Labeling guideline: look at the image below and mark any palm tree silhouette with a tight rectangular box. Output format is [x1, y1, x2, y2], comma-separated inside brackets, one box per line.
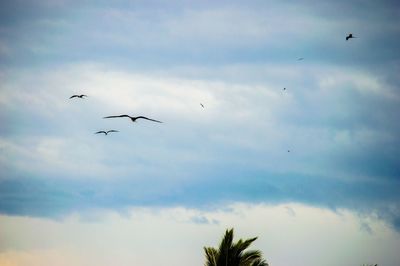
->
[204, 228, 268, 266]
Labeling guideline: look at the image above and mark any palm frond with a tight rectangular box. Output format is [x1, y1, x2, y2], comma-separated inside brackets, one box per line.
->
[204, 247, 218, 266]
[203, 228, 268, 266]
[240, 250, 263, 266]
[250, 258, 269, 266]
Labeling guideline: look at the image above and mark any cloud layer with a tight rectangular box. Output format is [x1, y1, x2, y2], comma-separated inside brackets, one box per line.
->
[1, 63, 399, 229]
[1, 1, 400, 265]
[1, 203, 399, 266]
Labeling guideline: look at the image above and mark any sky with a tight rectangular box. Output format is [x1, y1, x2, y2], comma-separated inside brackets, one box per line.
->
[0, 0, 400, 265]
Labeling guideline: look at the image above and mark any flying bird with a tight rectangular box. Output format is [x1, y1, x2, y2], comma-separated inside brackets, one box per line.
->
[95, 130, 119, 135]
[200, 103, 204, 108]
[70, 94, 87, 99]
[283, 88, 286, 90]
[297, 57, 304, 60]
[103, 115, 162, 123]
[345, 33, 356, 41]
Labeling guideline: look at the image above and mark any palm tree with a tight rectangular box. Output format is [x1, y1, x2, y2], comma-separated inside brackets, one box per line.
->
[204, 228, 269, 266]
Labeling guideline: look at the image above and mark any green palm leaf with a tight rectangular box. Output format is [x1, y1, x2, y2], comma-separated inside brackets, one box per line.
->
[203, 228, 269, 266]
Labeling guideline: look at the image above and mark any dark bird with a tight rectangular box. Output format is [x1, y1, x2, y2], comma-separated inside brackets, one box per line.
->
[200, 103, 204, 108]
[287, 150, 290, 152]
[103, 115, 162, 123]
[345, 33, 356, 41]
[70, 94, 87, 99]
[297, 57, 304, 60]
[95, 130, 119, 135]
[283, 88, 286, 90]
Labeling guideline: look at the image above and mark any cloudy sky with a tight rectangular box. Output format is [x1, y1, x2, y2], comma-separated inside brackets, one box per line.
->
[1, 0, 400, 265]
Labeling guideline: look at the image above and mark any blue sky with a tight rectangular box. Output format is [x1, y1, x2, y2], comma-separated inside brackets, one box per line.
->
[1, 0, 400, 265]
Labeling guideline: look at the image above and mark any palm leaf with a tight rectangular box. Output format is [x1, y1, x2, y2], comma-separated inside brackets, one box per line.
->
[204, 247, 218, 266]
[203, 228, 268, 266]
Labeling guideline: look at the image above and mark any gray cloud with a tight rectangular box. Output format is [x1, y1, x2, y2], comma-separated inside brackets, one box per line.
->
[0, 0, 399, 232]
[1, 0, 399, 69]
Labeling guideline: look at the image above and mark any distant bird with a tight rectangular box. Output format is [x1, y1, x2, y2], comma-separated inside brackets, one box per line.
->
[297, 57, 304, 60]
[287, 150, 290, 152]
[283, 88, 286, 91]
[103, 115, 162, 123]
[70, 94, 87, 99]
[200, 103, 204, 108]
[95, 130, 119, 135]
[345, 33, 356, 41]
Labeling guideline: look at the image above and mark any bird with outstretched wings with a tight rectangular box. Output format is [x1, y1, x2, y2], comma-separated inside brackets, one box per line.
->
[103, 115, 162, 123]
[346, 33, 356, 41]
[95, 130, 119, 135]
[70, 94, 87, 99]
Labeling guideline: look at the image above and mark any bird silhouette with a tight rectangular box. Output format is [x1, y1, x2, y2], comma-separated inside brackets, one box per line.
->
[95, 130, 119, 135]
[297, 57, 304, 60]
[283, 88, 286, 90]
[103, 115, 162, 123]
[345, 33, 356, 41]
[70, 94, 87, 99]
[200, 103, 204, 108]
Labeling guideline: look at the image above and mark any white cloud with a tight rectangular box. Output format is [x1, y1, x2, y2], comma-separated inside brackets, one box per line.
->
[0, 203, 398, 266]
[318, 69, 397, 99]
[1, 62, 398, 181]
[0, 136, 116, 180]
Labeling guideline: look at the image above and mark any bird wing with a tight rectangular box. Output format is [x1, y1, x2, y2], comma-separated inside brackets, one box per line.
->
[107, 130, 119, 133]
[80, 95, 88, 97]
[70, 95, 78, 99]
[95, 131, 106, 134]
[103, 115, 130, 119]
[136, 116, 162, 123]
